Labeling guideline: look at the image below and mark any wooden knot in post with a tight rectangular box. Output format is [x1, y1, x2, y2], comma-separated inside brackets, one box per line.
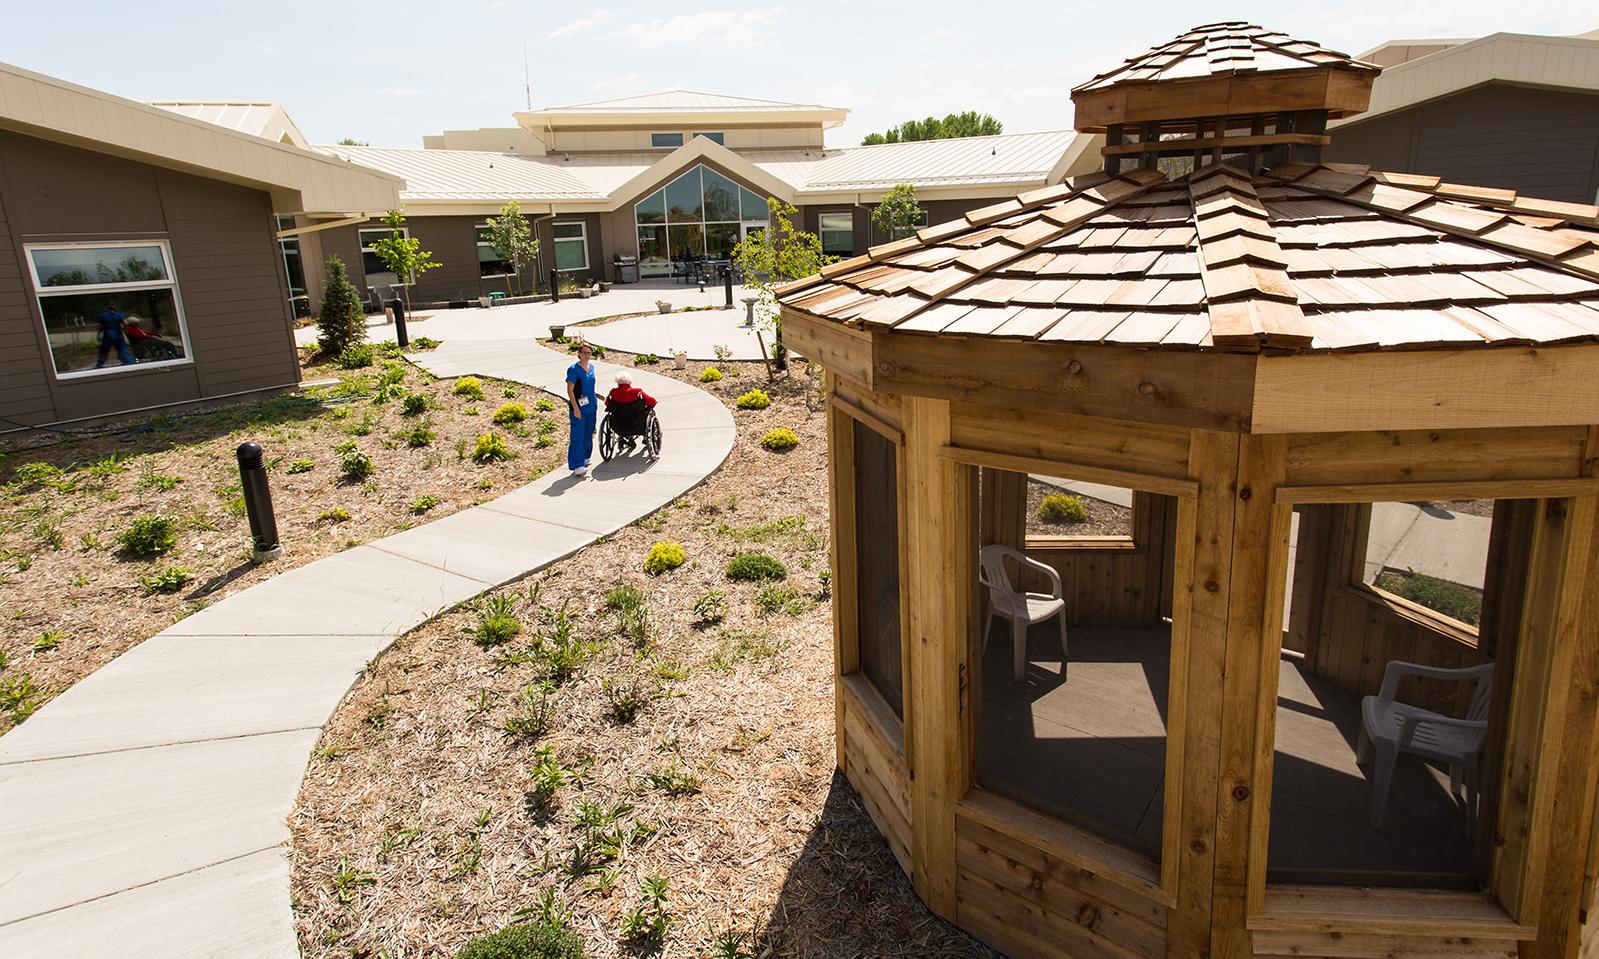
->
[1077, 903, 1101, 929]
[876, 360, 895, 374]
[1066, 359, 1083, 375]
[1232, 783, 1250, 802]
[1239, 486, 1252, 501]
[1189, 838, 1208, 854]
[1136, 381, 1156, 396]
[1204, 580, 1219, 593]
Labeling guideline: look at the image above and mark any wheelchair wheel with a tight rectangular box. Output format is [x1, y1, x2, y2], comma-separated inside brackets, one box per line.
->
[599, 416, 616, 461]
[646, 413, 662, 459]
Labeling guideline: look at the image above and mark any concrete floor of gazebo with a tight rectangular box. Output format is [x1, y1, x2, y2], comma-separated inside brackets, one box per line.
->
[977, 625, 1478, 884]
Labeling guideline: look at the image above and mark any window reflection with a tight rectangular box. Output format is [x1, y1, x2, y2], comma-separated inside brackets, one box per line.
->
[632, 165, 772, 276]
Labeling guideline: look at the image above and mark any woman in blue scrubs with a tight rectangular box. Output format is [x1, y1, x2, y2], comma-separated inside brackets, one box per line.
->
[565, 343, 597, 476]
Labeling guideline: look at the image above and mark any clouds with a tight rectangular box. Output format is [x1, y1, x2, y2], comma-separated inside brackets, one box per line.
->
[548, 8, 782, 49]
[375, 86, 426, 98]
[548, 9, 613, 39]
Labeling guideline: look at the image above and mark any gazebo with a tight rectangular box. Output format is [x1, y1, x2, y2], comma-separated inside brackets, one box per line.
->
[778, 22, 1599, 959]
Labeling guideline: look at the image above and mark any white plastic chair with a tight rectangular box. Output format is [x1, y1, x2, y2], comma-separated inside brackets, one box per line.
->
[978, 544, 1068, 682]
[1356, 661, 1494, 828]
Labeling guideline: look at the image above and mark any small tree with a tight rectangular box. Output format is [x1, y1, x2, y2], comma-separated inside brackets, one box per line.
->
[731, 198, 832, 372]
[315, 255, 365, 357]
[871, 182, 924, 243]
[483, 200, 540, 296]
[368, 209, 441, 314]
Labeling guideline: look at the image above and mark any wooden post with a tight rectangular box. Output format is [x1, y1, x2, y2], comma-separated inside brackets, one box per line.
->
[902, 396, 972, 920]
[827, 384, 859, 774]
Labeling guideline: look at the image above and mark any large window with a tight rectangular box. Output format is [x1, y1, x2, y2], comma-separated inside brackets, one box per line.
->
[276, 217, 309, 318]
[819, 211, 854, 256]
[475, 225, 513, 278]
[552, 222, 588, 272]
[632, 165, 771, 277]
[359, 227, 406, 289]
[651, 132, 684, 148]
[26, 241, 190, 378]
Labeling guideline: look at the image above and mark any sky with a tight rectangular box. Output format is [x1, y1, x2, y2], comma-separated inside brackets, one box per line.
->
[1, 1, 1592, 149]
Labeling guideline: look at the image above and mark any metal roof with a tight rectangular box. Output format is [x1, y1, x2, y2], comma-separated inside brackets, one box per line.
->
[539, 90, 841, 113]
[777, 161, 1599, 355]
[317, 146, 604, 201]
[147, 100, 309, 148]
[799, 132, 1081, 191]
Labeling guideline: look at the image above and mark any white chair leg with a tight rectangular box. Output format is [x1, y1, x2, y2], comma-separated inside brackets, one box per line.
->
[1056, 611, 1069, 680]
[1368, 738, 1399, 828]
[1011, 615, 1027, 683]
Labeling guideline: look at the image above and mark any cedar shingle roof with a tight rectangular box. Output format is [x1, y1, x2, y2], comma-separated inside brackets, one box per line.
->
[775, 162, 1599, 354]
[1073, 21, 1379, 93]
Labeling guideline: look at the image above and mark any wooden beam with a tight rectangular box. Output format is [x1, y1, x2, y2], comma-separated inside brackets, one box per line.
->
[830, 394, 904, 445]
[1275, 477, 1599, 505]
[1283, 425, 1591, 489]
[1252, 886, 1533, 939]
[940, 445, 1200, 499]
[1252, 347, 1599, 434]
[827, 390, 859, 775]
[902, 396, 972, 920]
[1072, 69, 1372, 131]
[782, 308, 876, 389]
[1103, 132, 1329, 156]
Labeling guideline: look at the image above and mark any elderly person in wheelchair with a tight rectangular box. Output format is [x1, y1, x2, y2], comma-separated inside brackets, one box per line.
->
[600, 372, 662, 460]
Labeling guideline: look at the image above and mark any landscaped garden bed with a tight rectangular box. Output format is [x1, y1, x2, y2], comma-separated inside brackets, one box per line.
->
[290, 356, 996, 958]
[0, 343, 564, 734]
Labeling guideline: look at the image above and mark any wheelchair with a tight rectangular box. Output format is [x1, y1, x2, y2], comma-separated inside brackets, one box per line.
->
[599, 397, 662, 461]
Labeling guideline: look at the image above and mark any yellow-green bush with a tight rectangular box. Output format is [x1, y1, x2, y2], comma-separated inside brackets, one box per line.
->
[452, 376, 484, 400]
[759, 427, 799, 452]
[643, 540, 686, 575]
[735, 388, 770, 410]
[491, 402, 527, 425]
[1038, 493, 1088, 524]
[699, 367, 723, 383]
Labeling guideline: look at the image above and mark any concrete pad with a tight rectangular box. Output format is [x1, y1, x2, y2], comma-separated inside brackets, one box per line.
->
[1033, 477, 1136, 508]
[1383, 507, 1491, 589]
[0, 847, 297, 959]
[163, 545, 486, 636]
[0, 634, 386, 763]
[0, 728, 318, 925]
[370, 508, 597, 585]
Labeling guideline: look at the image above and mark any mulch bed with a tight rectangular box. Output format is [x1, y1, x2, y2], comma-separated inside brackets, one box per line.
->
[290, 355, 998, 959]
[0, 344, 563, 734]
[1025, 478, 1135, 538]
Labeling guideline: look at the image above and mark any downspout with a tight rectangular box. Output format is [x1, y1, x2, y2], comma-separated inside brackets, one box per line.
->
[531, 205, 556, 295]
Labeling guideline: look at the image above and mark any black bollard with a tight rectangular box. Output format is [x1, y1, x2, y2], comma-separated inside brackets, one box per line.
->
[389, 297, 409, 349]
[236, 442, 282, 562]
[723, 266, 733, 308]
[549, 269, 560, 303]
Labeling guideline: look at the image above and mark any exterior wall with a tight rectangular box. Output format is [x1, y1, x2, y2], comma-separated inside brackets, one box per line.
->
[798, 196, 1021, 258]
[421, 127, 544, 154]
[0, 129, 297, 427]
[1327, 83, 1599, 204]
[546, 124, 824, 154]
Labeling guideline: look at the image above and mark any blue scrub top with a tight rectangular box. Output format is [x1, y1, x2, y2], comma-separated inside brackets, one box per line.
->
[566, 361, 596, 412]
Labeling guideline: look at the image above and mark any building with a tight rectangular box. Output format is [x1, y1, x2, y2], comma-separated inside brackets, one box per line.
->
[1325, 28, 1599, 203]
[0, 63, 399, 430]
[300, 91, 1101, 307]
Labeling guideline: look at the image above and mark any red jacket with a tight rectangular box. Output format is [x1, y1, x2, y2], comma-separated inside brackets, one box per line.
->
[607, 384, 656, 408]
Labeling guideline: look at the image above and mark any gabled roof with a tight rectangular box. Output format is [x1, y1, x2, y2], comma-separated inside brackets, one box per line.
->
[316, 146, 605, 201]
[776, 162, 1599, 355]
[147, 100, 309, 148]
[1331, 31, 1599, 129]
[1074, 22, 1378, 93]
[540, 90, 840, 113]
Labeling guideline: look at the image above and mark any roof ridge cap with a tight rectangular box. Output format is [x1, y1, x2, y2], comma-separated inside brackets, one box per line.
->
[1189, 167, 1312, 351]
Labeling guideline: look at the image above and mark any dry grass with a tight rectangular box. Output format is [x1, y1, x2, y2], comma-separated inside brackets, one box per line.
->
[290, 358, 996, 959]
[0, 344, 563, 734]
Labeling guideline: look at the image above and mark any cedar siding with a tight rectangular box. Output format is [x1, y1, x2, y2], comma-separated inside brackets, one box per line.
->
[0, 129, 297, 427]
[1327, 83, 1599, 204]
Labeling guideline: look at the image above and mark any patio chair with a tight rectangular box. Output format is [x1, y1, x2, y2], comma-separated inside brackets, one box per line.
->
[977, 544, 1068, 683]
[1356, 661, 1494, 828]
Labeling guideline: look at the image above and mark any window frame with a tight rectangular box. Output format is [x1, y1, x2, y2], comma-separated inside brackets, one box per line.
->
[24, 239, 194, 381]
[818, 210, 855, 256]
[358, 226, 412, 288]
[552, 221, 589, 272]
[473, 223, 516, 279]
[693, 131, 725, 145]
[650, 132, 685, 148]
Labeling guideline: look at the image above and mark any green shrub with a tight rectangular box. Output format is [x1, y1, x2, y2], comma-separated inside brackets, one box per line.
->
[286, 459, 315, 474]
[116, 514, 177, 559]
[534, 397, 555, 412]
[643, 540, 686, 575]
[756, 584, 810, 616]
[735, 389, 770, 410]
[400, 420, 437, 448]
[135, 471, 184, 492]
[454, 921, 585, 959]
[401, 393, 429, 416]
[319, 507, 351, 523]
[408, 336, 441, 351]
[335, 441, 374, 481]
[1374, 570, 1483, 626]
[410, 494, 440, 515]
[633, 353, 660, 366]
[691, 590, 726, 627]
[726, 552, 786, 582]
[7, 461, 65, 492]
[33, 631, 63, 652]
[1038, 493, 1088, 524]
[453, 376, 485, 400]
[759, 427, 798, 452]
[315, 255, 365, 358]
[473, 595, 522, 646]
[472, 432, 516, 464]
[699, 367, 723, 383]
[140, 567, 192, 594]
[492, 402, 528, 425]
[604, 585, 645, 614]
[504, 683, 554, 738]
[336, 342, 375, 369]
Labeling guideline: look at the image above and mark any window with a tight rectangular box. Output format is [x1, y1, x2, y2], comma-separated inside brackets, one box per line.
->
[359, 227, 407, 289]
[819, 211, 854, 256]
[854, 421, 904, 717]
[632, 165, 772, 276]
[26, 241, 190, 378]
[552, 222, 588, 272]
[651, 132, 684, 148]
[887, 209, 929, 241]
[693, 132, 725, 145]
[276, 217, 309, 319]
[475, 225, 513, 278]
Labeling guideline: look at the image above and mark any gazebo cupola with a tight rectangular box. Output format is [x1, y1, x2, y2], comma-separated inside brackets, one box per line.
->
[779, 19, 1599, 959]
[1072, 22, 1381, 176]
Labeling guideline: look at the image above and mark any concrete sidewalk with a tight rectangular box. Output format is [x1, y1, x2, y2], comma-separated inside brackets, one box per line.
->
[0, 339, 735, 957]
[575, 307, 772, 360]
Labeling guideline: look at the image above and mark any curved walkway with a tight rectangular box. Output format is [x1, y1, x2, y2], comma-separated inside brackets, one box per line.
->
[0, 339, 734, 957]
[575, 307, 771, 360]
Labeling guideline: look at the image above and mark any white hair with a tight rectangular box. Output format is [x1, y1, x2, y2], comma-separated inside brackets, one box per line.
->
[614, 371, 632, 386]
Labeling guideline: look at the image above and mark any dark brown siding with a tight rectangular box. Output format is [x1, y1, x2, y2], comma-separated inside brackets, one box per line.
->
[315, 214, 554, 306]
[0, 130, 296, 427]
[1327, 83, 1599, 204]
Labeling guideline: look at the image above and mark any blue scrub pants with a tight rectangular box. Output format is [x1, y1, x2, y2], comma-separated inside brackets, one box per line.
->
[568, 402, 596, 470]
[97, 330, 135, 367]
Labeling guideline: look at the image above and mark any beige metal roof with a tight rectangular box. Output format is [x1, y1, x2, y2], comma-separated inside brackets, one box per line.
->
[799, 132, 1084, 192]
[147, 100, 309, 148]
[1331, 31, 1599, 130]
[0, 60, 399, 215]
[317, 146, 605, 201]
[539, 90, 840, 113]
[516, 89, 848, 131]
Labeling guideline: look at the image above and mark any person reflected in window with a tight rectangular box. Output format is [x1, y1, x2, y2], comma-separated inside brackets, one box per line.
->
[95, 301, 136, 367]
